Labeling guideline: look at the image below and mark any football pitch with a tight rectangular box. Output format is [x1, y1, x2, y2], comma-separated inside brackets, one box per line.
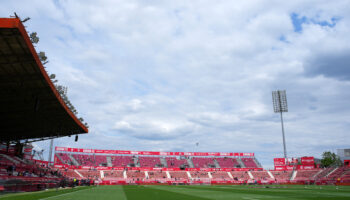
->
[1, 185, 350, 200]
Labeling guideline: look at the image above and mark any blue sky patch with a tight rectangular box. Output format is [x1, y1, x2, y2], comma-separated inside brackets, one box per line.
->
[290, 13, 308, 32]
[312, 16, 339, 28]
[290, 13, 340, 33]
[279, 35, 288, 43]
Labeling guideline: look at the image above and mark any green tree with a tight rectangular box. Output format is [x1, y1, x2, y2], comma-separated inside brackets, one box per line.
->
[321, 151, 342, 167]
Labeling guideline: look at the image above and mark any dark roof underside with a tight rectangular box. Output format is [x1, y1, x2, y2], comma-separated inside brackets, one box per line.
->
[0, 18, 88, 141]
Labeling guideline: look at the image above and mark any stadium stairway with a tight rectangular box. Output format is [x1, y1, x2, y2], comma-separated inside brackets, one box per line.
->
[208, 172, 213, 178]
[324, 167, 345, 180]
[166, 171, 171, 178]
[312, 169, 324, 179]
[12, 156, 28, 164]
[267, 171, 275, 179]
[123, 171, 127, 179]
[187, 158, 194, 168]
[0, 154, 20, 165]
[253, 157, 263, 168]
[100, 170, 104, 179]
[186, 171, 192, 178]
[291, 170, 297, 181]
[160, 157, 168, 167]
[314, 167, 335, 180]
[74, 169, 83, 178]
[68, 154, 80, 166]
[134, 156, 139, 167]
[325, 167, 339, 179]
[237, 158, 246, 168]
[213, 159, 221, 168]
[227, 172, 233, 179]
[289, 170, 295, 180]
[106, 156, 112, 167]
[55, 153, 64, 164]
[247, 171, 254, 179]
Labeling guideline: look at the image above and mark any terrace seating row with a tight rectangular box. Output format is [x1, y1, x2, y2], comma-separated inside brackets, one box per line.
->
[56, 153, 73, 165]
[250, 171, 272, 181]
[169, 171, 188, 179]
[210, 171, 230, 179]
[294, 169, 320, 181]
[147, 171, 167, 179]
[77, 170, 100, 179]
[72, 154, 107, 166]
[340, 168, 350, 180]
[104, 170, 124, 179]
[241, 158, 258, 168]
[166, 157, 188, 168]
[127, 170, 146, 179]
[230, 171, 251, 181]
[192, 157, 215, 168]
[314, 167, 335, 180]
[56, 153, 262, 169]
[111, 156, 133, 167]
[215, 157, 239, 168]
[58, 153, 133, 167]
[62, 167, 350, 182]
[0, 154, 62, 179]
[270, 171, 292, 181]
[63, 170, 81, 179]
[0, 153, 64, 193]
[190, 171, 210, 179]
[326, 166, 349, 180]
[138, 157, 162, 167]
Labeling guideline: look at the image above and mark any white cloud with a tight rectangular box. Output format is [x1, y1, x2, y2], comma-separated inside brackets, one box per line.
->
[2, 0, 350, 168]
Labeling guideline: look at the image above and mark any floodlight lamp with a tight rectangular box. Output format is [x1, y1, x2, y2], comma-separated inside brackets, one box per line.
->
[272, 90, 288, 113]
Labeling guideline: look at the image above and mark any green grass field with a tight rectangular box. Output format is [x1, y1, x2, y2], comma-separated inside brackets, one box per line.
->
[1, 185, 350, 200]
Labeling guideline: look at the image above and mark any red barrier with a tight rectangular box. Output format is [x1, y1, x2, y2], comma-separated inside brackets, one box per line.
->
[274, 166, 294, 171]
[296, 165, 314, 170]
[274, 165, 315, 171]
[54, 164, 263, 171]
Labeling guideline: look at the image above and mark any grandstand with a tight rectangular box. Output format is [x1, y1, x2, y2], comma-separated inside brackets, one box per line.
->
[0, 17, 88, 192]
[53, 147, 260, 170]
[51, 146, 350, 185]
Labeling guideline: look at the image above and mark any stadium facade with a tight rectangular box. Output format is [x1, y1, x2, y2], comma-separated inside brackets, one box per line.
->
[53, 147, 350, 186]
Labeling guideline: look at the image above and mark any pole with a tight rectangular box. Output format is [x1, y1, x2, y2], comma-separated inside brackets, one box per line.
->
[280, 111, 287, 159]
[48, 139, 53, 165]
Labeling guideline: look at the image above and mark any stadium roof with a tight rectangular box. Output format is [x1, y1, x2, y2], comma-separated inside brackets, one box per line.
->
[0, 18, 88, 142]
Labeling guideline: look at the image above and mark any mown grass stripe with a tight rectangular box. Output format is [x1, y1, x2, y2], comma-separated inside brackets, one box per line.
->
[0, 186, 91, 200]
[177, 185, 350, 200]
[38, 188, 88, 200]
[150, 185, 281, 200]
[123, 185, 210, 200]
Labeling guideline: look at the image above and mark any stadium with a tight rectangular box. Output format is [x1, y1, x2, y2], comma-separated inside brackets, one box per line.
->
[1, 2, 350, 199]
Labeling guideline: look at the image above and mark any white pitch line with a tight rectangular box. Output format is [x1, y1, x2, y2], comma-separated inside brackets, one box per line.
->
[242, 197, 260, 200]
[39, 188, 91, 200]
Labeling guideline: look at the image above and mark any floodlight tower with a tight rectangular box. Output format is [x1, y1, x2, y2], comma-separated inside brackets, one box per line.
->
[272, 90, 288, 159]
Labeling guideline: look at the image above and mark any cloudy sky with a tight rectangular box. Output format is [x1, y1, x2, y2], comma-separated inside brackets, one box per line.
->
[2, 0, 350, 168]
